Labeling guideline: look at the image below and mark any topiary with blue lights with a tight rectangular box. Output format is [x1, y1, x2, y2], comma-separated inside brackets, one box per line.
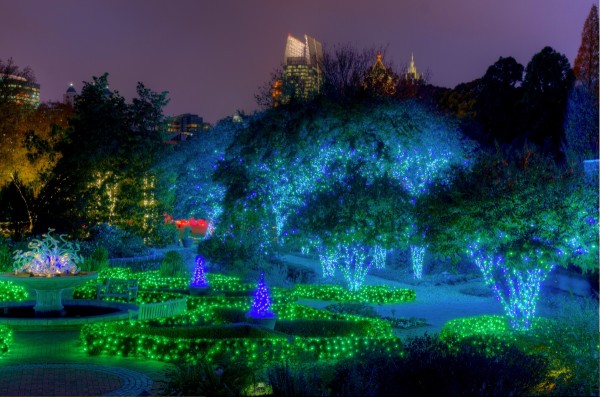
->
[247, 273, 275, 318]
[189, 255, 209, 288]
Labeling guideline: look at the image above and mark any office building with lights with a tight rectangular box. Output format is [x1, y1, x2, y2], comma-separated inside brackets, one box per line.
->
[281, 33, 323, 101]
[0, 74, 40, 107]
[167, 113, 207, 141]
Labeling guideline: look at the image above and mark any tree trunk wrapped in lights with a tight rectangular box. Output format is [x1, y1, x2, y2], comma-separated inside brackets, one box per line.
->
[418, 148, 598, 331]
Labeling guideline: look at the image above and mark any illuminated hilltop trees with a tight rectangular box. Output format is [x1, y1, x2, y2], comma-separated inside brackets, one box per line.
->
[156, 117, 238, 239]
[417, 148, 598, 330]
[216, 99, 474, 290]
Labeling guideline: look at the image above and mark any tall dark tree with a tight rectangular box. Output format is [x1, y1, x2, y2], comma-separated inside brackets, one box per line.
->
[573, 4, 599, 96]
[476, 57, 524, 144]
[35, 74, 170, 238]
[521, 47, 575, 156]
[563, 4, 600, 168]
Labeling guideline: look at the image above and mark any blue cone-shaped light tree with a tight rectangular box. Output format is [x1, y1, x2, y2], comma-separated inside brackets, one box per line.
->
[247, 273, 275, 319]
[190, 255, 209, 288]
[189, 255, 210, 295]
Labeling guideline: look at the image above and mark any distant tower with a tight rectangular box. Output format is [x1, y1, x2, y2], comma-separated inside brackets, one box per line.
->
[403, 53, 423, 83]
[281, 33, 323, 101]
[63, 83, 77, 106]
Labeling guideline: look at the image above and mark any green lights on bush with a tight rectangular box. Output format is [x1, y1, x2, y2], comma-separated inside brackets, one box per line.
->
[0, 281, 29, 302]
[0, 325, 13, 357]
[291, 284, 416, 304]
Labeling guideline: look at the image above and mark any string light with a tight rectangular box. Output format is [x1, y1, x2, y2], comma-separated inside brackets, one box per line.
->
[247, 273, 275, 318]
[189, 255, 209, 288]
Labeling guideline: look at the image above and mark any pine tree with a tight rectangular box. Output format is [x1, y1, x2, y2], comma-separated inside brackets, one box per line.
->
[574, 5, 599, 94]
[248, 273, 274, 318]
[189, 255, 209, 288]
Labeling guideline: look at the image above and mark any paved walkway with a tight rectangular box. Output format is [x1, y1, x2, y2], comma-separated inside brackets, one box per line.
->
[0, 330, 175, 396]
[280, 253, 578, 339]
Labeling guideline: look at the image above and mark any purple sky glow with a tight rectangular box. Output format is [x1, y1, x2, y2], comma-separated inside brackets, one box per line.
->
[0, 0, 592, 123]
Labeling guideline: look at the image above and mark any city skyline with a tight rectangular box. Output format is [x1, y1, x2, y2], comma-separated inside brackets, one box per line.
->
[0, 0, 592, 123]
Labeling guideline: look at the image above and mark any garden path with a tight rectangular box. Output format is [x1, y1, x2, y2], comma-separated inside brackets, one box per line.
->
[280, 254, 565, 340]
[0, 329, 174, 395]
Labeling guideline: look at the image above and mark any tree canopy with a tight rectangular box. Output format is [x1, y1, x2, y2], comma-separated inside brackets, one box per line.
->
[35, 74, 170, 238]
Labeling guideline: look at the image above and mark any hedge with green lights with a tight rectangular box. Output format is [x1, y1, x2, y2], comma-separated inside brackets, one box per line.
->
[439, 315, 582, 362]
[0, 325, 13, 356]
[0, 281, 29, 302]
[291, 284, 416, 304]
[80, 318, 399, 364]
[80, 294, 399, 364]
[439, 314, 600, 394]
[440, 315, 557, 348]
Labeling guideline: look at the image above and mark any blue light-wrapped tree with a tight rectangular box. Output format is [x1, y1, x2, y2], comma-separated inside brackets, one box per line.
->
[417, 148, 598, 330]
[215, 99, 474, 290]
[290, 174, 411, 291]
[155, 117, 238, 239]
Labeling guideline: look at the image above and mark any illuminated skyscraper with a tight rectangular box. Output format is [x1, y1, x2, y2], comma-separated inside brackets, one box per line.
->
[282, 33, 323, 100]
[403, 53, 423, 83]
[167, 113, 206, 141]
[0, 74, 40, 107]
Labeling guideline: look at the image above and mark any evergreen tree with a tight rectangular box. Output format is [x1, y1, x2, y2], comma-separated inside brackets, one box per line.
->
[476, 57, 524, 144]
[521, 47, 574, 156]
[573, 4, 599, 96]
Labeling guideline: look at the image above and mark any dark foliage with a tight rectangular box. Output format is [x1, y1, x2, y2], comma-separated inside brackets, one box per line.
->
[160, 355, 256, 397]
[274, 319, 373, 337]
[329, 334, 549, 397]
[268, 362, 328, 397]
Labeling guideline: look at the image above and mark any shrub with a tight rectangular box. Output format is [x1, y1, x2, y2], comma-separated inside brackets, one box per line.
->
[0, 241, 12, 272]
[145, 220, 179, 248]
[292, 284, 416, 304]
[328, 334, 549, 397]
[80, 246, 109, 272]
[534, 296, 599, 396]
[268, 362, 327, 397]
[88, 223, 149, 258]
[325, 302, 380, 318]
[160, 355, 256, 397]
[329, 350, 396, 397]
[399, 334, 549, 397]
[159, 250, 186, 277]
[275, 319, 373, 337]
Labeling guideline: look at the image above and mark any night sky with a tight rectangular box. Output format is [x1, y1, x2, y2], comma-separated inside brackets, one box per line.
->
[0, 0, 592, 124]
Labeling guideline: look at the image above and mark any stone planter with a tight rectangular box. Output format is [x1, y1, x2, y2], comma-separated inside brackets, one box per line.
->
[244, 313, 277, 330]
[0, 272, 98, 312]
